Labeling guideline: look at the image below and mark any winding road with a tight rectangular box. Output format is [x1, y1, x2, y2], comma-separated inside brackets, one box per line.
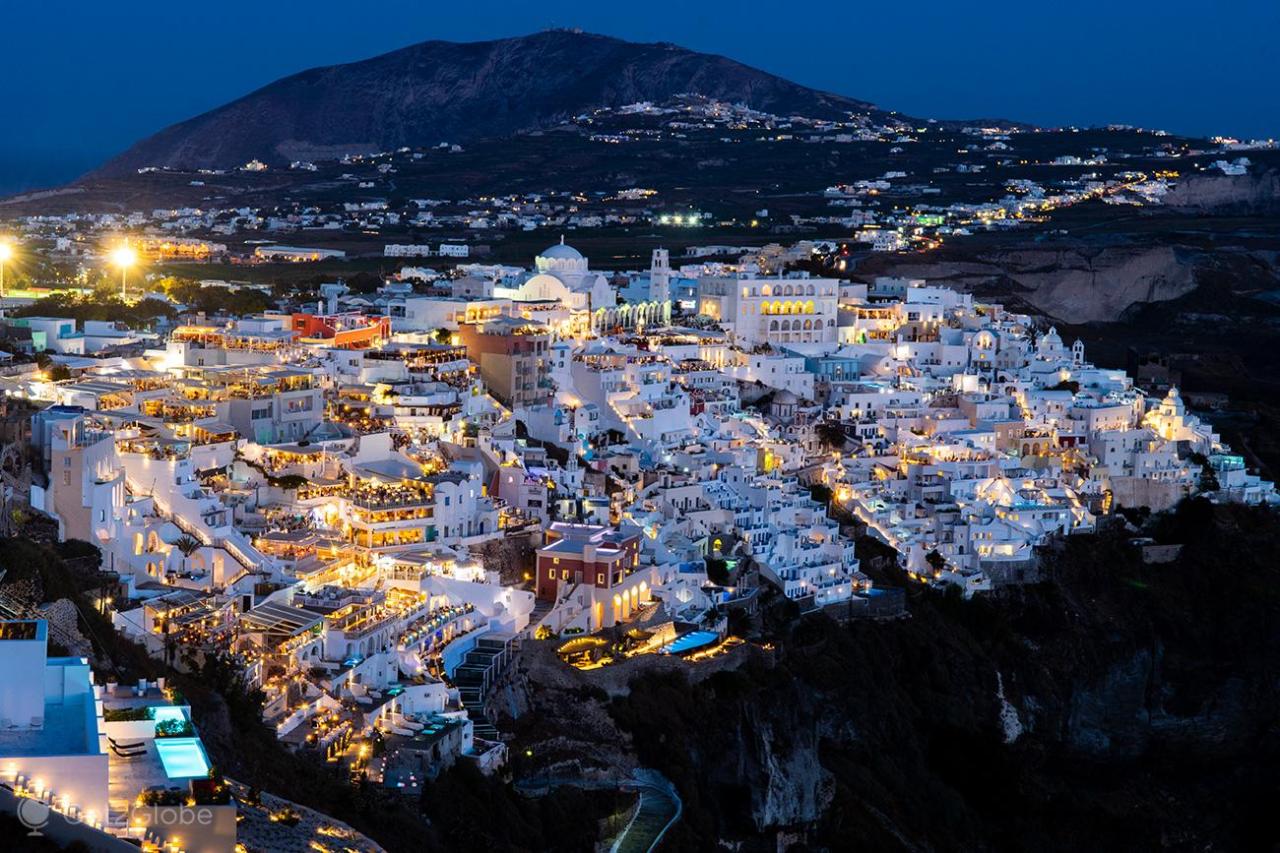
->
[516, 768, 681, 853]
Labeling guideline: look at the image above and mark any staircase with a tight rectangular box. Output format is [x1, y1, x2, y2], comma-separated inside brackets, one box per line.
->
[452, 635, 516, 740]
[528, 597, 555, 633]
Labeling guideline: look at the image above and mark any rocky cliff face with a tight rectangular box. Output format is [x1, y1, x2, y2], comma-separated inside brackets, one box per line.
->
[859, 243, 1200, 323]
[508, 502, 1280, 851]
[94, 30, 881, 176]
[1163, 169, 1280, 214]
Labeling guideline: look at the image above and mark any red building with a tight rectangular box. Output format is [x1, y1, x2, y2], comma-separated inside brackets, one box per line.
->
[535, 522, 642, 602]
[291, 313, 392, 349]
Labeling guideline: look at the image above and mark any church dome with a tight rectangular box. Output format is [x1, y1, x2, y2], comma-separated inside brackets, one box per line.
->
[538, 240, 584, 261]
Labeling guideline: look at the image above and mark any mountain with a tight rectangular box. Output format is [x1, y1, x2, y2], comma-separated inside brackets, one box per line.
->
[93, 30, 886, 177]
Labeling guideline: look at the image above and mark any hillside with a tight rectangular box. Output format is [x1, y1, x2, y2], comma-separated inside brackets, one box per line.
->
[499, 501, 1280, 851]
[93, 30, 887, 176]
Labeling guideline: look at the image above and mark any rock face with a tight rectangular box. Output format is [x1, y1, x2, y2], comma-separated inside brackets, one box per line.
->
[860, 244, 1199, 323]
[94, 30, 880, 176]
[589, 503, 1280, 850]
[1164, 169, 1280, 214]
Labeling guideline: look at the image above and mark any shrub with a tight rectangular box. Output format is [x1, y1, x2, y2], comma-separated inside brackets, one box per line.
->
[155, 718, 195, 738]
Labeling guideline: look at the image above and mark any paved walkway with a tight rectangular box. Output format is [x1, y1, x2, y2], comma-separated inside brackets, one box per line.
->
[516, 768, 681, 853]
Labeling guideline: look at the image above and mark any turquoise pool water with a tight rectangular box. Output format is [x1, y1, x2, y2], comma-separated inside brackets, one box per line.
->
[155, 737, 211, 779]
[149, 706, 187, 726]
[658, 630, 719, 655]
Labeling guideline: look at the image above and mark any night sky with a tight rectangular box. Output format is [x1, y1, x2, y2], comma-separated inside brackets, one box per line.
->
[3, 0, 1276, 193]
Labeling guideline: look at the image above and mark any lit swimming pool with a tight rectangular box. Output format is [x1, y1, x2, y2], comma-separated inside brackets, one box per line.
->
[149, 706, 188, 726]
[658, 630, 719, 655]
[154, 737, 211, 779]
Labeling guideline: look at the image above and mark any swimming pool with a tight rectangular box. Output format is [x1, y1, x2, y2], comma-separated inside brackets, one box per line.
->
[154, 737, 211, 779]
[658, 630, 719, 655]
[149, 706, 188, 726]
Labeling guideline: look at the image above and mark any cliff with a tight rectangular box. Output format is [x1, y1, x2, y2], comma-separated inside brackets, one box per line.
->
[858, 243, 1201, 323]
[506, 501, 1280, 851]
[1163, 169, 1280, 214]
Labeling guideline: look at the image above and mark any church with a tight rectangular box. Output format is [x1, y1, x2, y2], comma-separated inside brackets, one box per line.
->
[498, 239, 671, 336]
[509, 237, 616, 312]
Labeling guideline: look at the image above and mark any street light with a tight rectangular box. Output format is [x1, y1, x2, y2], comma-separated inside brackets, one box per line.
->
[110, 244, 137, 299]
[0, 240, 12, 299]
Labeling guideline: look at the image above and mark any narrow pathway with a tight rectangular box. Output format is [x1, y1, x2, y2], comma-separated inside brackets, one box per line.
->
[612, 770, 681, 853]
[516, 768, 681, 853]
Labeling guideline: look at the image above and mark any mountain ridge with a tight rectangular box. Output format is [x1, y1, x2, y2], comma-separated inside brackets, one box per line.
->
[93, 29, 899, 177]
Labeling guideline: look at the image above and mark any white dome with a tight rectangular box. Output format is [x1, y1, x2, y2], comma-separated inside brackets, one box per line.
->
[539, 239, 583, 261]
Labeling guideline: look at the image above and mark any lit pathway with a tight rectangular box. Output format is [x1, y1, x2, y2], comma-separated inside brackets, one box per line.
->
[516, 768, 681, 853]
[612, 769, 681, 853]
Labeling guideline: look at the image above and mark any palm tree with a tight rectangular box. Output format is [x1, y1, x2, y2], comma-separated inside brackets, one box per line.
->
[173, 535, 201, 576]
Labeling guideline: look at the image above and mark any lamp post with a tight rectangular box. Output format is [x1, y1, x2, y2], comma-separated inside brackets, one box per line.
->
[110, 244, 137, 299]
[0, 241, 12, 299]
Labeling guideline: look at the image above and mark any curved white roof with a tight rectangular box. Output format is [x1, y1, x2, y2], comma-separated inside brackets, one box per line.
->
[539, 237, 584, 261]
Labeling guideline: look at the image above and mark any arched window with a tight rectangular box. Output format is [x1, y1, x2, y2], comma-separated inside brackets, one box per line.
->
[806, 284, 815, 296]
[804, 300, 815, 314]
[803, 319, 813, 330]
[769, 320, 779, 330]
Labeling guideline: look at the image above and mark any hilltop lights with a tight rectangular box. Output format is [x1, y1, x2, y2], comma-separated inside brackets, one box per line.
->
[110, 243, 138, 299]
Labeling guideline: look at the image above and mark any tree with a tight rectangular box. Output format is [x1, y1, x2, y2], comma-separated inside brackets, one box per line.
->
[1198, 463, 1220, 494]
[173, 535, 201, 575]
[816, 421, 848, 452]
[345, 272, 384, 295]
[12, 293, 175, 329]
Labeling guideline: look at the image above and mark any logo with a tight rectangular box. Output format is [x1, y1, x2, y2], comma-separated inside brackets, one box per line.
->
[17, 798, 51, 836]
[134, 805, 215, 827]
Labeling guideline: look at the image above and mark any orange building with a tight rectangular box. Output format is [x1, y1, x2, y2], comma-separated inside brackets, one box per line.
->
[291, 313, 392, 349]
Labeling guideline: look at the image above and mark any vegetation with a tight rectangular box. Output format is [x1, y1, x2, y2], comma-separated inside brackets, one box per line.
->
[172, 534, 201, 569]
[704, 555, 733, 586]
[163, 279, 275, 315]
[808, 482, 833, 505]
[140, 787, 187, 806]
[10, 293, 175, 328]
[0, 537, 161, 679]
[815, 420, 848, 451]
[155, 718, 195, 738]
[102, 706, 151, 722]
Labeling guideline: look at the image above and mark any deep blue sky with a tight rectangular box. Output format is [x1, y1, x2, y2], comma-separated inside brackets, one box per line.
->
[3, 0, 1276, 194]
